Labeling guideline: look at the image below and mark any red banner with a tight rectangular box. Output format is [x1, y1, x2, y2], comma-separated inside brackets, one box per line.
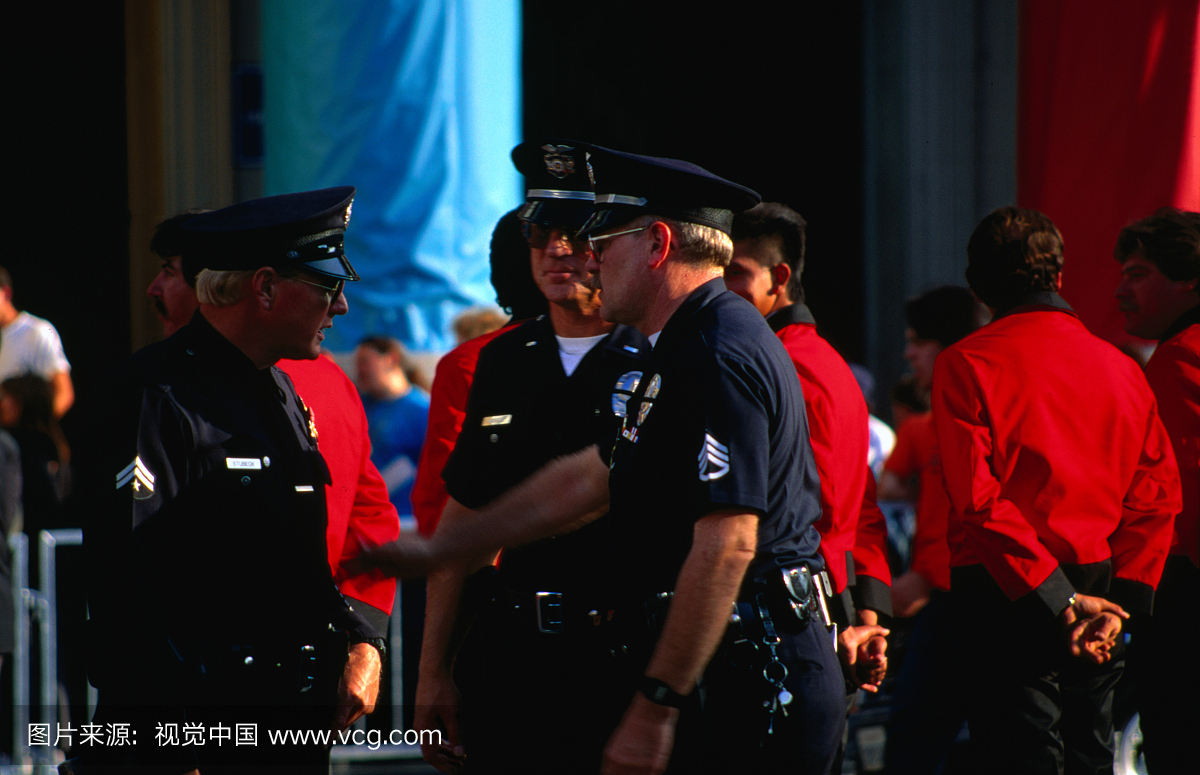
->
[1019, 0, 1200, 344]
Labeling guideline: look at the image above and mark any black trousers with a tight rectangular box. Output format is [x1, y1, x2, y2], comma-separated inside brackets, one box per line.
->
[951, 565, 1122, 775]
[1129, 556, 1199, 775]
[884, 590, 968, 774]
[454, 608, 630, 775]
[671, 616, 845, 775]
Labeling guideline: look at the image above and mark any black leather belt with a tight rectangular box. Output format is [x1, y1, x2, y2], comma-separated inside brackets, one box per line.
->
[494, 588, 610, 636]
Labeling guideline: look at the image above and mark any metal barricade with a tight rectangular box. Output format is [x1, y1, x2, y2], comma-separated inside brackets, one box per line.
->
[7, 528, 83, 770]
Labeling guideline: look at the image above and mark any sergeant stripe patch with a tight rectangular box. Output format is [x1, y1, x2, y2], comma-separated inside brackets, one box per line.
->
[698, 434, 731, 481]
[116, 456, 156, 498]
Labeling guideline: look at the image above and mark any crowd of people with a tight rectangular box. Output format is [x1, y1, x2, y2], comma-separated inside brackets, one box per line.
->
[0, 140, 1194, 775]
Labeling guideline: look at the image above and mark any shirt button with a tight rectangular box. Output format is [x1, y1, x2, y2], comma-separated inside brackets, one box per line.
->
[263, 457, 271, 467]
[241, 476, 251, 485]
[489, 434, 499, 443]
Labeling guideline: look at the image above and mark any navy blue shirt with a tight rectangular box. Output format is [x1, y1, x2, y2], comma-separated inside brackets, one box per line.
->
[605, 278, 824, 595]
[444, 316, 650, 594]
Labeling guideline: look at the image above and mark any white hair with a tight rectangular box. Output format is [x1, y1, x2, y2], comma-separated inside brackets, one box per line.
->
[631, 215, 733, 268]
[195, 269, 254, 306]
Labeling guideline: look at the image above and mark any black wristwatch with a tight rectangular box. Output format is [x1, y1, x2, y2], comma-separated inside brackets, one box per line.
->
[354, 637, 388, 660]
[638, 676, 688, 708]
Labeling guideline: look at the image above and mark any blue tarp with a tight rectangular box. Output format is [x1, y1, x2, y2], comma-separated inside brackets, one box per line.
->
[262, 0, 521, 353]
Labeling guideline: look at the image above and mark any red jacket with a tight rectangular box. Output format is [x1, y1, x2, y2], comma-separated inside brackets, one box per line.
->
[769, 305, 891, 616]
[932, 297, 1180, 616]
[1143, 309, 1199, 567]
[884, 412, 952, 591]
[410, 325, 514, 536]
[281, 355, 400, 619]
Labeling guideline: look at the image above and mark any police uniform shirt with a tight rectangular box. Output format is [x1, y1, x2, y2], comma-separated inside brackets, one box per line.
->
[78, 312, 376, 694]
[441, 316, 650, 592]
[605, 278, 824, 596]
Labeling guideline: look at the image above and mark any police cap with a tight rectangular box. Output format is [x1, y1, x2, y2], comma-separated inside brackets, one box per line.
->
[579, 146, 760, 237]
[181, 186, 360, 282]
[511, 140, 594, 231]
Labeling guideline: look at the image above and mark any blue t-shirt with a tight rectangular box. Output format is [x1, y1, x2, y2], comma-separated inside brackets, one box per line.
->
[361, 389, 430, 515]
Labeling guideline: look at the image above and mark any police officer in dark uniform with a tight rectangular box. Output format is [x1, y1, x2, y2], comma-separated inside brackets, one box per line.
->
[367, 149, 846, 775]
[76, 187, 384, 773]
[416, 140, 649, 774]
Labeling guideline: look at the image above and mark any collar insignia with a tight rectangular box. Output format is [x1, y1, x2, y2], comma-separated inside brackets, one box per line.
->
[299, 396, 318, 441]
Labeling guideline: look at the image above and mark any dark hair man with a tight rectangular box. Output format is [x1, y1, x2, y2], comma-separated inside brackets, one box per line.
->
[1114, 205, 1199, 775]
[933, 206, 1180, 775]
[881, 285, 985, 775]
[369, 147, 845, 774]
[414, 140, 649, 774]
[409, 208, 546, 537]
[147, 209, 210, 336]
[78, 188, 387, 772]
[726, 202, 892, 702]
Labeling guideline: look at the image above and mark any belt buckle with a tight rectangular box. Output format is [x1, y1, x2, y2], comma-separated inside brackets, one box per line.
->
[535, 591, 564, 634]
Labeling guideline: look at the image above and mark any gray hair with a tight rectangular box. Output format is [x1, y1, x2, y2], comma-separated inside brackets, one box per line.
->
[632, 215, 733, 268]
[195, 269, 254, 306]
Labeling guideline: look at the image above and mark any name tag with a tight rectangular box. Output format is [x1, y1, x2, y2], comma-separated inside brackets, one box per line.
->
[295, 485, 315, 493]
[482, 415, 512, 426]
[226, 458, 262, 469]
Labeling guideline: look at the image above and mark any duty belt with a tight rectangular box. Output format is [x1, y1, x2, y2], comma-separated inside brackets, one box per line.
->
[495, 588, 612, 636]
[195, 627, 348, 696]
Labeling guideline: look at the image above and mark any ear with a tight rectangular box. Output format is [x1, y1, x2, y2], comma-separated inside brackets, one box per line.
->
[1055, 273, 1063, 291]
[646, 221, 672, 269]
[769, 263, 791, 296]
[252, 267, 280, 310]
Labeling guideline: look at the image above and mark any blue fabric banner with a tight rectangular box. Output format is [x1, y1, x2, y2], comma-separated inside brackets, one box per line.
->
[262, 0, 521, 352]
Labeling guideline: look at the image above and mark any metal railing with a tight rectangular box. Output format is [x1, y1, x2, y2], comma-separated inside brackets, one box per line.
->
[6, 529, 425, 769]
[8, 528, 84, 769]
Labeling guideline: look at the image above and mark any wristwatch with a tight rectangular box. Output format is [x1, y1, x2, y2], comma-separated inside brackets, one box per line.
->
[638, 676, 688, 708]
[353, 636, 388, 660]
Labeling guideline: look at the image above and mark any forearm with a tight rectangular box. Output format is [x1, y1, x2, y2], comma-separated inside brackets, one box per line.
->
[431, 446, 610, 564]
[419, 501, 496, 677]
[643, 511, 758, 694]
[51, 371, 74, 417]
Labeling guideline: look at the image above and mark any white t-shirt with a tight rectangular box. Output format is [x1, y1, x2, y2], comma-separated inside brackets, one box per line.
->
[0, 311, 71, 381]
[555, 333, 607, 376]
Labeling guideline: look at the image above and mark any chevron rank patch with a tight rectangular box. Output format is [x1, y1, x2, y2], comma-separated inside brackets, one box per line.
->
[116, 456, 156, 500]
[698, 433, 731, 481]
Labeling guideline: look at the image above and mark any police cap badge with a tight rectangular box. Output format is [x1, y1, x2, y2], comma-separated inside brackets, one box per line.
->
[511, 139, 595, 232]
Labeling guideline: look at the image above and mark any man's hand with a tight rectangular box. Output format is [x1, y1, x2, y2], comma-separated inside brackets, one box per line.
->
[837, 624, 890, 692]
[415, 669, 467, 774]
[349, 533, 439, 579]
[1060, 593, 1129, 664]
[332, 642, 382, 731]
[602, 693, 679, 775]
[890, 570, 933, 618]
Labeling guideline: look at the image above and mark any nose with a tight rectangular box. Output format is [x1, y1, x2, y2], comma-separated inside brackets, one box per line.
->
[1114, 279, 1131, 300]
[544, 229, 575, 257]
[331, 287, 350, 316]
[147, 273, 164, 298]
